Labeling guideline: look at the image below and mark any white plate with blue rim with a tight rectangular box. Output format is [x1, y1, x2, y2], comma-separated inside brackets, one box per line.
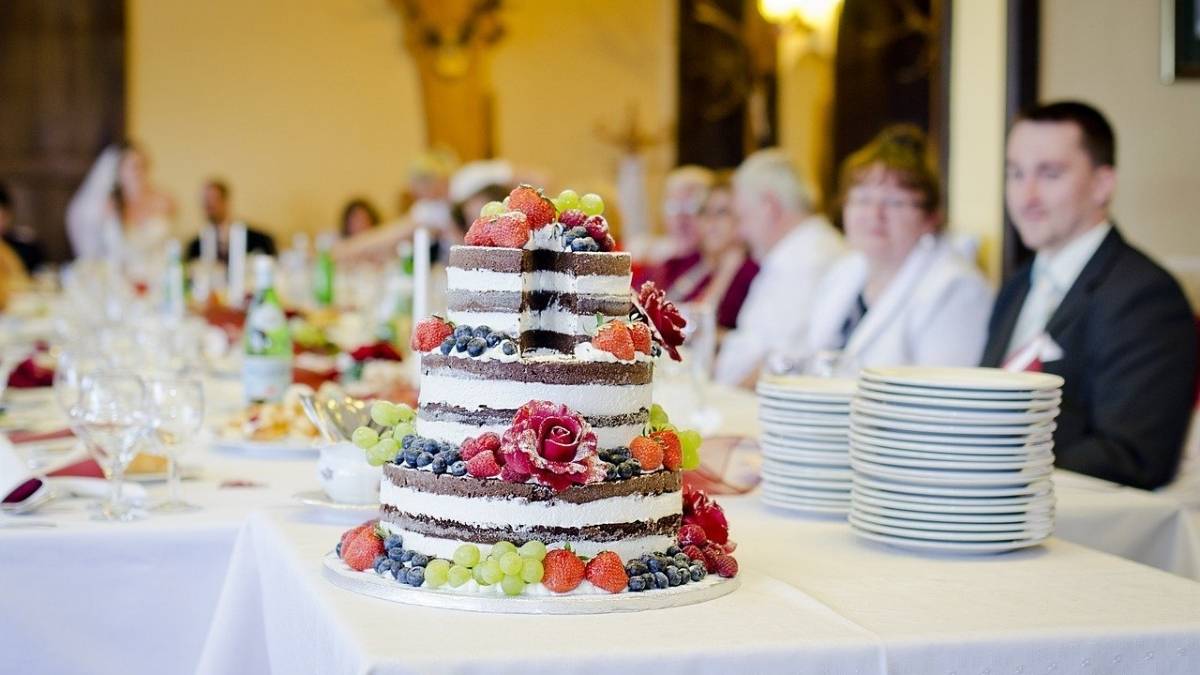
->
[854, 386, 1061, 411]
[849, 446, 1054, 472]
[859, 366, 1064, 393]
[849, 521, 1049, 554]
[849, 419, 1054, 443]
[856, 379, 1061, 402]
[848, 429, 1053, 456]
[851, 496, 1054, 524]
[849, 412, 1056, 437]
[849, 512, 1053, 542]
[850, 455, 1054, 486]
[852, 473, 1053, 498]
[851, 398, 1060, 425]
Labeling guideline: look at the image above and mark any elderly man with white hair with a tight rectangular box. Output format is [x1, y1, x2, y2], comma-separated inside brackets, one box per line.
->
[713, 149, 844, 387]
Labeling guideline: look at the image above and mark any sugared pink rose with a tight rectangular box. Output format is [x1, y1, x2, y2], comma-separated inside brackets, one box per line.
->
[500, 401, 605, 491]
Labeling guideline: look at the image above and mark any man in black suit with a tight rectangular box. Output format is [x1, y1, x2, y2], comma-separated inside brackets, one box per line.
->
[982, 101, 1197, 490]
[185, 179, 276, 262]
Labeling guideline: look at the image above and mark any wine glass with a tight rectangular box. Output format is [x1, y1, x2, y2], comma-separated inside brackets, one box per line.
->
[144, 374, 205, 512]
[53, 348, 107, 416]
[76, 371, 149, 522]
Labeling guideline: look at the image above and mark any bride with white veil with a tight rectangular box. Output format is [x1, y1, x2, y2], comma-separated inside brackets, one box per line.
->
[67, 142, 178, 280]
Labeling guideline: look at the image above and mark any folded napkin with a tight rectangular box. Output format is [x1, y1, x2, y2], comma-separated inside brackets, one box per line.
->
[6, 427, 74, 445]
[349, 341, 403, 363]
[6, 357, 54, 389]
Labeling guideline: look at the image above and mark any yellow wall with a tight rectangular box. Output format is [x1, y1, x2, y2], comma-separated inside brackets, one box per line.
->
[1041, 0, 1200, 298]
[946, 0, 1006, 281]
[127, 0, 676, 241]
[777, 21, 837, 210]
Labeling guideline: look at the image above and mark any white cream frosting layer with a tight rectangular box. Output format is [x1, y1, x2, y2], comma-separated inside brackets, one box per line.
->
[419, 373, 652, 417]
[381, 482, 680, 530]
[416, 417, 644, 450]
[380, 522, 674, 560]
[446, 308, 598, 337]
[447, 267, 631, 297]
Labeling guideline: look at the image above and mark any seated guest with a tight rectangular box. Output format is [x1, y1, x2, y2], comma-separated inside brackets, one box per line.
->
[713, 149, 844, 387]
[340, 198, 381, 238]
[806, 126, 992, 371]
[983, 101, 1197, 489]
[185, 179, 275, 262]
[667, 173, 759, 329]
[333, 159, 512, 265]
[0, 183, 45, 273]
[634, 166, 714, 289]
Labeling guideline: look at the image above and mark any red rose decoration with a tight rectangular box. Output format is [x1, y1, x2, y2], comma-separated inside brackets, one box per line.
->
[634, 282, 687, 361]
[682, 485, 730, 545]
[500, 401, 605, 492]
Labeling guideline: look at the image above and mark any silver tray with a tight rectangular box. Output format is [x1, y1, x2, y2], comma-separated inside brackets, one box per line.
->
[322, 552, 739, 614]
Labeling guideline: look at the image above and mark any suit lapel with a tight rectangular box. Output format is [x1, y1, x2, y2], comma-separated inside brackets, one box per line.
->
[1044, 227, 1124, 338]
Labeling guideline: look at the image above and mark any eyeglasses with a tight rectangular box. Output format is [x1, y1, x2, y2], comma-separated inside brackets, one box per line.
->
[844, 193, 925, 211]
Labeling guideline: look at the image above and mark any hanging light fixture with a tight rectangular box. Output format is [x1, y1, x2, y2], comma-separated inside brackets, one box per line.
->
[758, 0, 841, 32]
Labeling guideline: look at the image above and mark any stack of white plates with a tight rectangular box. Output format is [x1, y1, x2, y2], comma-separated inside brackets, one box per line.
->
[756, 375, 857, 514]
[848, 366, 1064, 553]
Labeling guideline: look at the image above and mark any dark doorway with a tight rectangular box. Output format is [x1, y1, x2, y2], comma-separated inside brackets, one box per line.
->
[830, 0, 947, 221]
[676, 0, 778, 169]
[1002, 0, 1040, 278]
[0, 0, 126, 264]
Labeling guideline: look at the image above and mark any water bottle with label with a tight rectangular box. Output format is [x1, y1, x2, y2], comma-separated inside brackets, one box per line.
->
[162, 239, 187, 320]
[313, 233, 335, 308]
[243, 256, 293, 403]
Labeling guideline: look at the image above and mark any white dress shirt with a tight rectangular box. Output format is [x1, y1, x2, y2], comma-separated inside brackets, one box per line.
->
[1005, 221, 1112, 358]
[714, 215, 844, 385]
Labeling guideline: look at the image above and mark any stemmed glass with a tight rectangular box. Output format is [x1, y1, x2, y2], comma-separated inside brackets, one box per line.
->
[144, 374, 205, 512]
[76, 371, 149, 522]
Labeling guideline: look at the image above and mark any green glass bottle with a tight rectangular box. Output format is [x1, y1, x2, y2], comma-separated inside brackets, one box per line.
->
[243, 256, 293, 403]
[313, 233, 335, 308]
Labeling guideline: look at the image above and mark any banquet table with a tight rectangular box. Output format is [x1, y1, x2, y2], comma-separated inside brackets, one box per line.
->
[3, 380, 1200, 674]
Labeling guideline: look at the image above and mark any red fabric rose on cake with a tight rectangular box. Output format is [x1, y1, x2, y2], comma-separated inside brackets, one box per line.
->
[683, 486, 730, 545]
[635, 281, 687, 361]
[500, 401, 605, 492]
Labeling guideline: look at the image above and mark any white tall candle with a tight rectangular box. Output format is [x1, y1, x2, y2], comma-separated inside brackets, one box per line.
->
[412, 227, 430, 324]
[193, 224, 218, 302]
[228, 222, 248, 308]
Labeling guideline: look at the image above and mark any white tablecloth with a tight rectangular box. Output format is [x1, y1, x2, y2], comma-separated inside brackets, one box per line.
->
[4, 380, 1200, 674]
[193, 503, 1200, 675]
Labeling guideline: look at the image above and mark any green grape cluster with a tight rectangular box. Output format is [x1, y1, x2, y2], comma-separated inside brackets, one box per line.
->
[550, 189, 605, 217]
[450, 541, 547, 595]
[352, 401, 416, 466]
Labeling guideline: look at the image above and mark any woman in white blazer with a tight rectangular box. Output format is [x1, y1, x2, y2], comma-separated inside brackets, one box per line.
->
[806, 126, 993, 373]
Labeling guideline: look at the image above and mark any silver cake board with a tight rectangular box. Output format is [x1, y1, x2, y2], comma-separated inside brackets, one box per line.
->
[322, 552, 740, 614]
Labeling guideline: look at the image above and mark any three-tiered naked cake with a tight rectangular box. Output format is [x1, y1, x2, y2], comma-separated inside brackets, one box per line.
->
[331, 185, 738, 604]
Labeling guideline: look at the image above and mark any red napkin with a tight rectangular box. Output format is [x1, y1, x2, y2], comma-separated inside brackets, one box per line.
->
[46, 457, 104, 479]
[6, 357, 54, 388]
[6, 428, 73, 445]
[349, 341, 403, 363]
[6, 428, 102, 477]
